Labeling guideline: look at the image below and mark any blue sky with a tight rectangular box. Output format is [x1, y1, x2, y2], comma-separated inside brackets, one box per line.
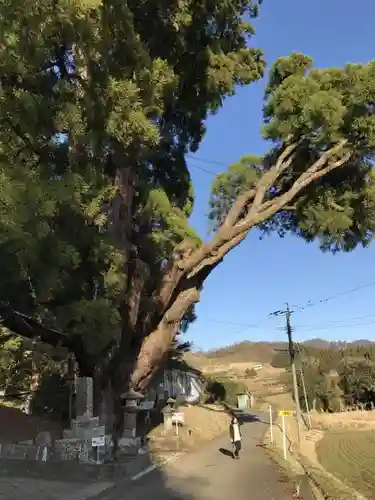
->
[185, 0, 375, 351]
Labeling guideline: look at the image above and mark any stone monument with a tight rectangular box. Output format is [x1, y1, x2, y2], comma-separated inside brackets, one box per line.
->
[75, 376, 93, 418]
[52, 379, 144, 463]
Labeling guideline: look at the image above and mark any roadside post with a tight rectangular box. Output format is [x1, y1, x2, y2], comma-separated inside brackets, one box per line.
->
[92, 436, 105, 465]
[269, 404, 273, 444]
[278, 410, 295, 460]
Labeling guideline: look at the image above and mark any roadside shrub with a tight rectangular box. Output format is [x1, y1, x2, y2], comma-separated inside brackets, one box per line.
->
[204, 375, 247, 407]
[271, 351, 289, 368]
[244, 368, 257, 378]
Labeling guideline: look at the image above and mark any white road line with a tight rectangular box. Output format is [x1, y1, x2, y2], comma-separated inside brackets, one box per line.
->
[130, 453, 182, 482]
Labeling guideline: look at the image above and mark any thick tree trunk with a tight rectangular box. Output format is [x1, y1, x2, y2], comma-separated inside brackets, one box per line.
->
[0, 140, 353, 449]
[130, 323, 178, 392]
[91, 356, 127, 458]
[130, 280, 202, 391]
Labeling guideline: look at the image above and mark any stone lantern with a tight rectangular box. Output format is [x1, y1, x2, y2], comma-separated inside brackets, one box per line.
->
[120, 389, 144, 439]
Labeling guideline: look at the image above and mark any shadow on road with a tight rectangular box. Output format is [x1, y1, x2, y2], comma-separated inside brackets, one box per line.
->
[237, 413, 261, 424]
[218, 448, 234, 459]
[92, 451, 206, 500]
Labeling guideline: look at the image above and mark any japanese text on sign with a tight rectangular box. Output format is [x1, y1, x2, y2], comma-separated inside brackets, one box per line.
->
[278, 410, 296, 417]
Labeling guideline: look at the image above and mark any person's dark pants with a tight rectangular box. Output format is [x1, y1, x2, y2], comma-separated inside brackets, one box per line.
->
[233, 440, 241, 459]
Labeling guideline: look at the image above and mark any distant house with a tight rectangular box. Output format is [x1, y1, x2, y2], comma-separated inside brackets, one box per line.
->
[162, 366, 204, 404]
[140, 362, 204, 409]
[236, 391, 254, 410]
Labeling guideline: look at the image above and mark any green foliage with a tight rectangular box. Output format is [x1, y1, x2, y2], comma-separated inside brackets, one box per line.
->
[5, 0, 375, 411]
[31, 371, 70, 421]
[0, 0, 265, 363]
[209, 53, 375, 252]
[339, 361, 375, 406]
[209, 155, 263, 230]
[271, 351, 290, 369]
[204, 375, 247, 407]
[0, 329, 30, 396]
[205, 378, 226, 403]
[279, 344, 375, 412]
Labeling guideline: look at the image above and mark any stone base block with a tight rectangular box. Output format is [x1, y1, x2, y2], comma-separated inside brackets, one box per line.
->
[72, 416, 99, 429]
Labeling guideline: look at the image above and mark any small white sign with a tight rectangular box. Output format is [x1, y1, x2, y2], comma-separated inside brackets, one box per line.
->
[171, 412, 185, 424]
[92, 436, 105, 447]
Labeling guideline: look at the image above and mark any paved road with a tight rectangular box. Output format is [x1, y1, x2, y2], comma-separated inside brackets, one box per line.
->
[98, 411, 305, 500]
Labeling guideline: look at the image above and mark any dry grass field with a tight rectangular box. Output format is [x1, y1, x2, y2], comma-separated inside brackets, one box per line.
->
[267, 413, 366, 500]
[316, 430, 375, 498]
[312, 409, 375, 430]
[185, 341, 284, 369]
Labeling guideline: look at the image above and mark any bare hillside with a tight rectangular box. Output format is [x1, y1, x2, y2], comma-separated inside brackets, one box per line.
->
[187, 338, 375, 372]
[185, 341, 285, 370]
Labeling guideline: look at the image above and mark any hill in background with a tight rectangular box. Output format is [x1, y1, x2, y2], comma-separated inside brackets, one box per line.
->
[186, 339, 375, 372]
[185, 338, 375, 412]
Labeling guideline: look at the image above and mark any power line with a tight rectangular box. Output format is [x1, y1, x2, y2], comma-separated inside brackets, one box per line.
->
[279, 320, 375, 334]
[198, 280, 375, 338]
[188, 163, 218, 175]
[294, 281, 375, 314]
[187, 155, 228, 167]
[295, 313, 375, 328]
[198, 317, 271, 328]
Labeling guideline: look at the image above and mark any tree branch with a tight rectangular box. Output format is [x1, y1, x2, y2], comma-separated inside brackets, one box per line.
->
[130, 283, 201, 391]
[235, 140, 349, 226]
[0, 303, 98, 376]
[187, 230, 247, 278]
[140, 240, 197, 335]
[223, 189, 256, 227]
[247, 141, 298, 217]
[0, 303, 68, 348]
[164, 287, 200, 324]
[254, 144, 351, 222]
[180, 140, 350, 280]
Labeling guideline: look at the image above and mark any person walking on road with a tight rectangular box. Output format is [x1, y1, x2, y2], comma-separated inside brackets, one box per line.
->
[229, 415, 242, 460]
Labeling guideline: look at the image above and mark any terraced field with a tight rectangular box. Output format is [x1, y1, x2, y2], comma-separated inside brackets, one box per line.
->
[316, 429, 375, 498]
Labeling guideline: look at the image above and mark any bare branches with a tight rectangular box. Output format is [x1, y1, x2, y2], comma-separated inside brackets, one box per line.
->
[247, 141, 299, 217]
[223, 189, 256, 227]
[237, 140, 350, 229]
[0, 302, 68, 348]
[253, 142, 350, 223]
[187, 230, 247, 278]
[164, 287, 200, 324]
[177, 139, 351, 283]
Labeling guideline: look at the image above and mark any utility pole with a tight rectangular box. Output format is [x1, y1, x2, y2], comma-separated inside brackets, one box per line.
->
[271, 303, 302, 447]
[300, 365, 312, 429]
[285, 304, 302, 446]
